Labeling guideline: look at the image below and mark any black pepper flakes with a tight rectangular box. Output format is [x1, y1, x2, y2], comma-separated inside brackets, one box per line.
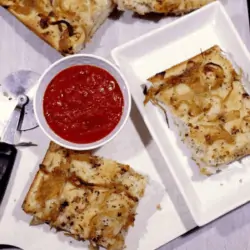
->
[90, 156, 102, 168]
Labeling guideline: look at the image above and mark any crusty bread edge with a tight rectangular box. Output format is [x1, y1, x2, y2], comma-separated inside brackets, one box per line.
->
[3, 7, 65, 53]
[22, 171, 43, 214]
[148, 45, 221, 84]
[22, 142, 56, 213]
[88, 2, 115, 39]
[3, 1, 115, 55]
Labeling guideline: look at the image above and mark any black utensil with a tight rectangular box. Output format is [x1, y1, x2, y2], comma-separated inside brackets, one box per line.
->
[0, 95, 28, 204]
[0, 244, 22, 250]
[0, 143, 17, 204]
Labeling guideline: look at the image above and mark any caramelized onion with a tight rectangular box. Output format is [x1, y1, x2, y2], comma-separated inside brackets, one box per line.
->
[223, 87, 234, 103]
[243, 116, 250, 122]
[172, 100, 188, 111]
[36, 168, 66, 206]
[52, 0, 77, 17]
[51, 20, 74, 36]
[11, 5, 32, 15]
[190, 125, 234, 145]
[58, 29, 71, 53]
[219, 110, 241, 123]
[201, 63, 225, 90]
[204, 126, 234, 145]
[89, 210, 122, 240]
[186, 60, 197, 71]
[188, 102, 203, 116]
[190, 80, 209, 94]
[22, 0, 46, 14]
[177, 92, 194, 101]
[185, 61, 209, 93]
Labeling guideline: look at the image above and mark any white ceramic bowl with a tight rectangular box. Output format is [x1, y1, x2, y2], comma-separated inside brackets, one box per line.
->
[34, 54, 131, 150]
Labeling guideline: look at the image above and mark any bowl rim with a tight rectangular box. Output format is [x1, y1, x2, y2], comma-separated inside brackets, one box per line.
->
[34, 53, 131, 150]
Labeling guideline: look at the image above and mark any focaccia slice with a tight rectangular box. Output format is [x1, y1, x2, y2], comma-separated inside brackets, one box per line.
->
[113, 0, 215, 15]
[22, 142, 147, 250]
[53, 182, 137, 249]
[0, 0, 115, 54]
[145, 45, 250, 171]
[22, 142, 70, 221]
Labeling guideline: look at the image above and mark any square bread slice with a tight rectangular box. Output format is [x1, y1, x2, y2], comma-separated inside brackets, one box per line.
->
[113, 0, 215, 15]
[145, 45, 250, 172]
[0, 0, 115, 54]
[22, 142, 147, 250]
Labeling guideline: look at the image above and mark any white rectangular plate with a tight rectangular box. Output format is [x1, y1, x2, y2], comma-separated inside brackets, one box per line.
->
[112, 1, 250, 226]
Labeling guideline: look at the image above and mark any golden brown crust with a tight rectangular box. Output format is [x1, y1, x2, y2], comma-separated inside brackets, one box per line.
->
[22, 171, 43, 214]
[148, 46, 223, 83]
[22, 142, 147, 249]
[0, 0, 115, 54]
[22, 141, 70, 219]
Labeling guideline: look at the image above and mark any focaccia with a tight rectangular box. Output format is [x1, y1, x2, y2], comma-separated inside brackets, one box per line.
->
[22, 142, 147, 250]
[0, 0, 115, 54]
[113, 0, 215, 15]
[145, 45, 250, 171]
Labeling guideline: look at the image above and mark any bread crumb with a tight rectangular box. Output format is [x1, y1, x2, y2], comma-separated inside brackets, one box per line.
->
[88, 243, 99, 250]
[157, 204, 162, 210]
[216, 169, 222, 174]
[200, 167, 212, 176]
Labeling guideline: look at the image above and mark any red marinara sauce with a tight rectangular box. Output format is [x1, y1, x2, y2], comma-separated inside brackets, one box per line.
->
[43, 65, 124, 144]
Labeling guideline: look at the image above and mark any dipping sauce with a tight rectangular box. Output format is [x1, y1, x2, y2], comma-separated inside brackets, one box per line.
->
[43, 65, 124, 144]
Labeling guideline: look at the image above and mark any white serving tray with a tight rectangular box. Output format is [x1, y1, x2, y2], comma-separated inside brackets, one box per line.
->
[112, 1, 250, 226]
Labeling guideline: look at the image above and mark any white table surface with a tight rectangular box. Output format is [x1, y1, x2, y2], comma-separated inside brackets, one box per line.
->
[0, 1, 250, 250]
